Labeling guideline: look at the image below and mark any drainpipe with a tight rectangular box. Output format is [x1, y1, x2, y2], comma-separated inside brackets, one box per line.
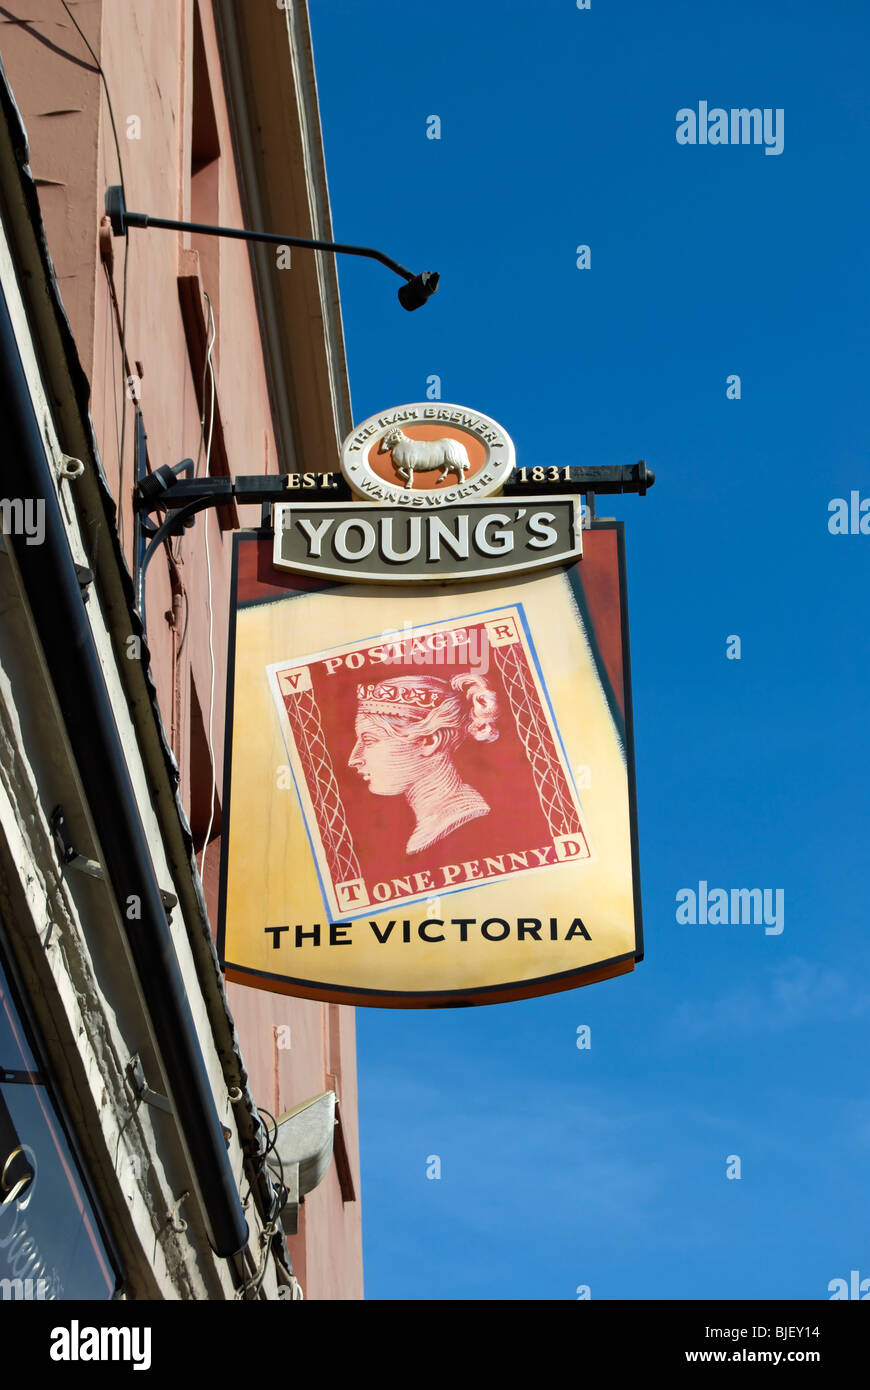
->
[0, 280, 248, 1261]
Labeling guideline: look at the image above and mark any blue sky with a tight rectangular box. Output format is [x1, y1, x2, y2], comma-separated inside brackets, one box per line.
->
[308, 0, 870, 1299]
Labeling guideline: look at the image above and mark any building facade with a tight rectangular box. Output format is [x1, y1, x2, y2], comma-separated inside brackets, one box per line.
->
[0, 0, 362, 1300]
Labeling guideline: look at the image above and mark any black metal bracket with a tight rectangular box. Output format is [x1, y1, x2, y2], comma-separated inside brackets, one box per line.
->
[134, 457, 198, 621]
[504, 461, 655, 497]
[126, 1054, 172, 1116]
[105, 185, 439, 311]
[132, 468, 306, 630]
[130, 462, 654, 626]
[133, 462, 655, 521]
[51, 805, 103, 879]
[51, 805, 177, 917]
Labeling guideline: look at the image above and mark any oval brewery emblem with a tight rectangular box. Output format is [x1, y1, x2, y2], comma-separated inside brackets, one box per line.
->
[340, 403, 515, 504]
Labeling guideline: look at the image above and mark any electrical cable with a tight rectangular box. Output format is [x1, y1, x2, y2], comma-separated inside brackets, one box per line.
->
[198, 294, 218, 882]
[258, 1106, 276, 1146]
[103, 264, 122, 468]
[256, 1107, 288, 1216]
[234, 1109, 289, 1300]
[233, 1208, 281, 1300]
[193, 298, 214, 481]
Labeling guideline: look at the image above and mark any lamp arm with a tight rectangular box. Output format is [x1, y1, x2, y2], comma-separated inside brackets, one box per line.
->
[105, 186, 438, 308]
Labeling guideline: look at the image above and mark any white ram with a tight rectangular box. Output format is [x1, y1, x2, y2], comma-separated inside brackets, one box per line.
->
[377, 427, 471, 488]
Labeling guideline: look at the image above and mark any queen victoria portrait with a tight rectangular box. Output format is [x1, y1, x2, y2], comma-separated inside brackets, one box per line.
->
[348, 674, 500, 854]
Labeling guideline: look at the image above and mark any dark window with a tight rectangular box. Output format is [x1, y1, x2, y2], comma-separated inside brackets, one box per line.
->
[190, 3, 221, 344]
[0, 954, 116, 1301]
[189, 676, 222, 856]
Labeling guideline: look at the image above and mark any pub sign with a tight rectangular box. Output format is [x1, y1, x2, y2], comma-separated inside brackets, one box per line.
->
[217, 406, 643, 1006]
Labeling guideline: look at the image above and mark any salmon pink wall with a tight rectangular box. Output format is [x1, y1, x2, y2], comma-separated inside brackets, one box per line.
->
[0, 0, 362, 1300]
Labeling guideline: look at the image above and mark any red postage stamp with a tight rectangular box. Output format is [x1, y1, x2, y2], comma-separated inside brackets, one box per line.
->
[267, 605, 592, 920]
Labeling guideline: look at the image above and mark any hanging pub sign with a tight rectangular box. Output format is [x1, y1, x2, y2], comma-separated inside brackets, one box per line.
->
[217, 405, 643, 1007]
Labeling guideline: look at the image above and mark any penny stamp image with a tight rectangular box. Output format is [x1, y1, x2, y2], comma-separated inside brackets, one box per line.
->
[267, 607, 592, 921]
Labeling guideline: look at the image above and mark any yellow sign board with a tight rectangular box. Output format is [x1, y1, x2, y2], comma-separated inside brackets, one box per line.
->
[218, 523, 642, 1006]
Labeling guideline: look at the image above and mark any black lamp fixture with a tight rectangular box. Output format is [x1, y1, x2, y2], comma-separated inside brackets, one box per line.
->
[105, 186, 439, 311]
